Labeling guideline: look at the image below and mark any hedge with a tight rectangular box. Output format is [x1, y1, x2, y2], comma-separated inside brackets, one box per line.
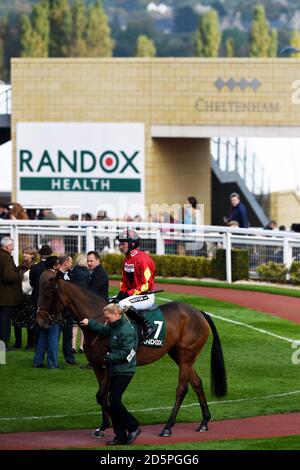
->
[215, 249, 249, 281]
[256, 261, 287, 283]
[290, 261, 300, 284]
[102, 253, 213, 279]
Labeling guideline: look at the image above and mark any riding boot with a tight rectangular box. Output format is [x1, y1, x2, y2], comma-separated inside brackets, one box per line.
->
[125, 307, 155, 340]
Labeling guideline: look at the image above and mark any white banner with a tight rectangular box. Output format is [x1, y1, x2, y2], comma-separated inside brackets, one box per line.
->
[16, 122, 145, 218]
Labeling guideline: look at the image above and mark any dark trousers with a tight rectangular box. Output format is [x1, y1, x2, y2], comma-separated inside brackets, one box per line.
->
[61, 323, 75, 363]
[14, 326, 35, 348]
[109, 375, 139, 442]
[0, 306, 12, 347]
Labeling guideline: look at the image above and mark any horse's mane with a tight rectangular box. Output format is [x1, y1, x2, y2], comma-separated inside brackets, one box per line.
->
[59, 279, 108, 317]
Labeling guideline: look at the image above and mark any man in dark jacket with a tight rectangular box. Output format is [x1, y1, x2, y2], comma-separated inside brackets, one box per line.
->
[80, 303, 140, 445]
[80, 251, 109, 369]
[0, 237, 23, 349]
[30, 244, 53, 309]
[29, 244, 53, 348]
[225, 193, 249, 229]
[87, 251, 109, 299]
[57, 254, 77, 365]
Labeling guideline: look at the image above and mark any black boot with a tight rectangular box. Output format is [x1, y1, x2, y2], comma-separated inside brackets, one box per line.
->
[25, 328, 34, 349]
[126, 307, 155, 340]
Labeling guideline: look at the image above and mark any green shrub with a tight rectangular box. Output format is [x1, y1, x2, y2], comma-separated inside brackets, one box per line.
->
[289, 261, 300, 284]
[215, 249, 249, 281]
[256, 261, 287, 283]
[102, 254, 124, 275]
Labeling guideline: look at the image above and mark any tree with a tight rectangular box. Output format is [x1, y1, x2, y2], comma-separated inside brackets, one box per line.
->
[20, 15, 35, 57]
[195, 9, 221, 57]
[49, 0, 72, 57]
[86, 0, 113, 57]
[31, 0, 49, 57]
[20, 0, 49, 57]
[268, 28, 278, 57]
[225, 37, 234, 57]
[290, 30, 300, 58]
[135, 34, 156, 57]
[70, 0, 87, 56]
[249, 5, 272, 57]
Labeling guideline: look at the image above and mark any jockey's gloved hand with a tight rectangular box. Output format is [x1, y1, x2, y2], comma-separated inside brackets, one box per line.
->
[115, 291, 130, 301]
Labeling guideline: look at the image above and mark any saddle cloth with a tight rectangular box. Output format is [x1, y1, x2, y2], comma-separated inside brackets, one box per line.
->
[131, 306, 166, 348]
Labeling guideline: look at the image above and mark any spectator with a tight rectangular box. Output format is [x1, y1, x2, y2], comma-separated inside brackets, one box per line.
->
[264, 220, 277, 230]
[0, 237, 23, 350]
[184, 196, 203, 256]
[12, 247, 37, 349]
[184, 196, 201, 227]
[0, 203, 10, 219]
[224, 193, 249, 229]
[9, 203, 30, 251]
[95, 211, 111, 252]
[9, 202, 28, 220]
[70, 254, 89, 353]
[57, 254, 77, 366]
[30, 244, 53, 348]
[33, 256, 61, 368]
[96, 210, 111, 222]
[227, 220, 239, 228]
[80, 251, 109, 369]
[87, 251, 109, 300]
[38, 208, 57, 220]
[30, 245, 53, 311]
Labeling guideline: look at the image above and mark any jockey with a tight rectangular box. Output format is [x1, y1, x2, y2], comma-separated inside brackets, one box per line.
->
[110, 229, 156, 339]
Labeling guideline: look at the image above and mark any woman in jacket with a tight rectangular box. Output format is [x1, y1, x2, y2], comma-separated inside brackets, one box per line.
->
[80, 304, 140, 445]
[12, 247, 37, 349]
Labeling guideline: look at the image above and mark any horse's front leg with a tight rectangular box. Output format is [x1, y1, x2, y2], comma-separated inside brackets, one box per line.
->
[160, 363, 191, 437]
[92, 366, 111, 438]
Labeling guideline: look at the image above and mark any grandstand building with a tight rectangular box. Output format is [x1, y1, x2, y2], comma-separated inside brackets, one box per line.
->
[4, 58, 300, 224]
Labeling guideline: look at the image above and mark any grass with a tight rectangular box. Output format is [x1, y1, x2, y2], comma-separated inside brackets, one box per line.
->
[1, 288, 300, 438]
[110, 275, 300, 299]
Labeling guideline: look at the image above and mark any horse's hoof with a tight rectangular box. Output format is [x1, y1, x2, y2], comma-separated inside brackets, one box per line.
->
[92, 427, 105, 438]
[196, 424, 208, 432]
[159, 429, 172, 437]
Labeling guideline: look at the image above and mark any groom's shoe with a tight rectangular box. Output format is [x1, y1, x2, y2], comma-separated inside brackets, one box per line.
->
[126, 427, 141, 445]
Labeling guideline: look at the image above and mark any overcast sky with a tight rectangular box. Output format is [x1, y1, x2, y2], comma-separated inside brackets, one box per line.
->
[248, 138, 300, 193]
[1, 138, 300, 194]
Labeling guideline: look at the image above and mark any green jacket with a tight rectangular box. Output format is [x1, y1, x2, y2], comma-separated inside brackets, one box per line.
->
[88, 315, 138, 376]
[0, 248, 23, 306]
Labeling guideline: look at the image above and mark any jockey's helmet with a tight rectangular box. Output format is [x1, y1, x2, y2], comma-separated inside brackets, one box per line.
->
[116, 229, 140, 251]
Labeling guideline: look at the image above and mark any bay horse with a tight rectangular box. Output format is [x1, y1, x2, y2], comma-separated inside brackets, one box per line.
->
[36, 276, 227, 437]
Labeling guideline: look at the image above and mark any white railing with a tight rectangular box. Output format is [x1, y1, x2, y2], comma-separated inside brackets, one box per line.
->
[1, 219, 300, 283]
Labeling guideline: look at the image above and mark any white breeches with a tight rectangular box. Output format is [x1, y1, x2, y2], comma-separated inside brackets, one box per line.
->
[119, 293, 155, 311]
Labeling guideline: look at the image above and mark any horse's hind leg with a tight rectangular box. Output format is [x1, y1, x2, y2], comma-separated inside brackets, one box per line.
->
[160, 358, 192, 437]
[189, 367, 211, 432]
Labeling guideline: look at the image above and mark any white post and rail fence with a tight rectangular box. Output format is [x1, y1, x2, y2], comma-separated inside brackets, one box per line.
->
[1, 219, 300, 284]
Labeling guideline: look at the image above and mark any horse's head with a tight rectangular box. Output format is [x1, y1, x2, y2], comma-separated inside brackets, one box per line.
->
[36, 271, 65, 329]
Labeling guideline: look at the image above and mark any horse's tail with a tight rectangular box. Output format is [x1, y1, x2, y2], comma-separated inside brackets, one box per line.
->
[201, 311, 227, 398]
